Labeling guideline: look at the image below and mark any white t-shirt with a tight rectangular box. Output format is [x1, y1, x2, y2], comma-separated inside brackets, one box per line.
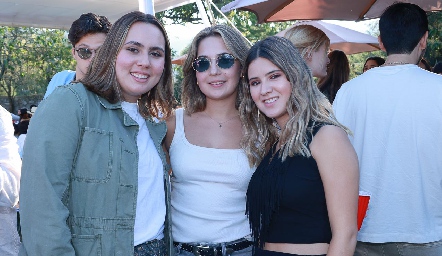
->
[121, 102, 165, 245]
[333, 65, 442, 243]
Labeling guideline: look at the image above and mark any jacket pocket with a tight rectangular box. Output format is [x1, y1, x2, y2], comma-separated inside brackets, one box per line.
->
[71, 234, 102, 256]
[73, 127, 113, 183]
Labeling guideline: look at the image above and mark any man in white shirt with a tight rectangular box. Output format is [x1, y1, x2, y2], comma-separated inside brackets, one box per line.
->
[333, 3, 442, 255]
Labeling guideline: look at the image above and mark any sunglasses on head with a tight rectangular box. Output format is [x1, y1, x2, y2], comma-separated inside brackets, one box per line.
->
[75, 47, 98, 60]
[192, 53, 236, 73]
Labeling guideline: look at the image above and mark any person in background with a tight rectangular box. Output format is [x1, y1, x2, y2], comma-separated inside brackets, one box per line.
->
[418, 57, 432, 71]
[43, 13, 111, 99]
[283, 25, 330, 79]
[241, 36, 358, 256]
[164, 25, 254, 256]
[317, 50, 350, 103]
[333, 3, 442, 255]
[15, 109, 30, 156]
[19, 11, 174, 255]
[362, 56, 385, 73]
[11, 113, 19, 126]
[0, 105, 22, 256]
[432, 62, 442, 74]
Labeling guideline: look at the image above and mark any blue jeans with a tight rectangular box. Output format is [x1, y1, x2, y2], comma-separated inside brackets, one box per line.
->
[354, 240, 442, 256]
[134, 238, 167, 256]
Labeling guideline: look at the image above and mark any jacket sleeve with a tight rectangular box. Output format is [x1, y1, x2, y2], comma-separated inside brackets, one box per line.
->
[0, 106, 21, 208]
[19, 86, 84, 255]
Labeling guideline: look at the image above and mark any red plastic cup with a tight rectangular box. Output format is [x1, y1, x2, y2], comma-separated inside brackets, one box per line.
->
[357, 192, 371, 230]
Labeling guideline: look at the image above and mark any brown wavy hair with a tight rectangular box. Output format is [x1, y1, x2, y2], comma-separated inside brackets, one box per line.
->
[317, 50, 350, 103]
[80, 11, 174, 119]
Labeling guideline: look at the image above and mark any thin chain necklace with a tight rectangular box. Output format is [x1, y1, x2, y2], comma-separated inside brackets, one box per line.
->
[203, 112, 239, 128]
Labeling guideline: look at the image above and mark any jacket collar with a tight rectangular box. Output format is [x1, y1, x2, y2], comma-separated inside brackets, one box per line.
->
[95, 94, 163, 127]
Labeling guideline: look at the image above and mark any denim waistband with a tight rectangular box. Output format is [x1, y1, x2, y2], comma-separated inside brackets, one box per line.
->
[135, 238, 167, 256]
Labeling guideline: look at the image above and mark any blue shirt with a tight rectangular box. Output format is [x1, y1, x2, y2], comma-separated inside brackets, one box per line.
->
[43, 70, 76, 99]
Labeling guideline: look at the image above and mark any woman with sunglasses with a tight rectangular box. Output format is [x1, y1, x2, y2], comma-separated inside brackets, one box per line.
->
[240, 36, 359, 256]
[164, 25, 254, 256]
[19, 12, 175, 256]
[43, 13, 111, 99]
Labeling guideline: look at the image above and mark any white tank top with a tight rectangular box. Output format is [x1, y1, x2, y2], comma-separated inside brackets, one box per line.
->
[170, 108, 255, 243]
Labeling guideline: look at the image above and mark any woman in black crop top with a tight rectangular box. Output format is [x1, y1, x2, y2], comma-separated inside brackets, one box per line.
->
[239, 36, 359, 256]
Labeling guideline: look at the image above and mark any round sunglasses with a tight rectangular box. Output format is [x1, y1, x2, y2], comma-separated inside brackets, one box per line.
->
[192, 53, 236, 73]
[75, 47, 99, 60]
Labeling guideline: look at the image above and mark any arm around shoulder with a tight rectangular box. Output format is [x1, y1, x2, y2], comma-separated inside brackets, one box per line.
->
[310, 125, 359, 256]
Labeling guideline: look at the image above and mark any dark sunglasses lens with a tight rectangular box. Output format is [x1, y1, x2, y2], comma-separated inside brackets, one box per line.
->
[193, 57, 210, 72]
[217, 54, 235, 69]
[77, 48, 93, 59]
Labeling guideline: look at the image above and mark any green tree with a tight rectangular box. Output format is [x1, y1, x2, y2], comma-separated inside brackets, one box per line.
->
[158, 0, 292, 43]
[425, 11, 442, 66]
[0, 26, 74, 111]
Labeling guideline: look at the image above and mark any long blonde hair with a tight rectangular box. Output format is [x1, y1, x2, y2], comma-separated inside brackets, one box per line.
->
[284, 25, 330, 60]
[181, 24, 250, 114]
[240, 36, 349, 167]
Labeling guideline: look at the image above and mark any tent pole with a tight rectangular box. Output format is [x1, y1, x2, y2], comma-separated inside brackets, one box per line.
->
[196, 0, 211, 26]
[139, 0, 155, 14]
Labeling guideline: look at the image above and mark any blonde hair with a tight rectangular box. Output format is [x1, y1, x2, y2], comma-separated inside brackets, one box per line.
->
[240, 36, 349, 167]
[284, 25, 330, 60]
[181, 24, 250, 114]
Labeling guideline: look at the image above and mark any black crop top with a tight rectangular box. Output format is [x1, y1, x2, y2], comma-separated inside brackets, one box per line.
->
[246, 123, 332, 248]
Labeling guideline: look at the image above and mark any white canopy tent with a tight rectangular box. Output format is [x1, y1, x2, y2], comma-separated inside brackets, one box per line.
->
[0, 0, 198, 29]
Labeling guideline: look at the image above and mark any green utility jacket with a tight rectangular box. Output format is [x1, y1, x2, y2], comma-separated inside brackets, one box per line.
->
[19, 83, 172, 255]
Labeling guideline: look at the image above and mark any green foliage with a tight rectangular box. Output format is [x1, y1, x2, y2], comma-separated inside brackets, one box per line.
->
[347, 50, 386, 78]
[157, 3, 201, 24]
[224, 11, 293, 43]
[425, 11, 442, 66]
[0, 26, 74, 104]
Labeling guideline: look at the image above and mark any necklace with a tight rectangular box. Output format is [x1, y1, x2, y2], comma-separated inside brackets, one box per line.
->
[203, 112, 239, 128]
[382, 61, 410, 66]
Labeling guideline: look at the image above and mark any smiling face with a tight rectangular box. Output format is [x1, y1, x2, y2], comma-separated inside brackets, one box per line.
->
[195, 35, 241, 102]
[115, 22, 166, 103]
[305, 43, 329, 79]
[72, 32, 107, 80]
[248, 57, 292, 128]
